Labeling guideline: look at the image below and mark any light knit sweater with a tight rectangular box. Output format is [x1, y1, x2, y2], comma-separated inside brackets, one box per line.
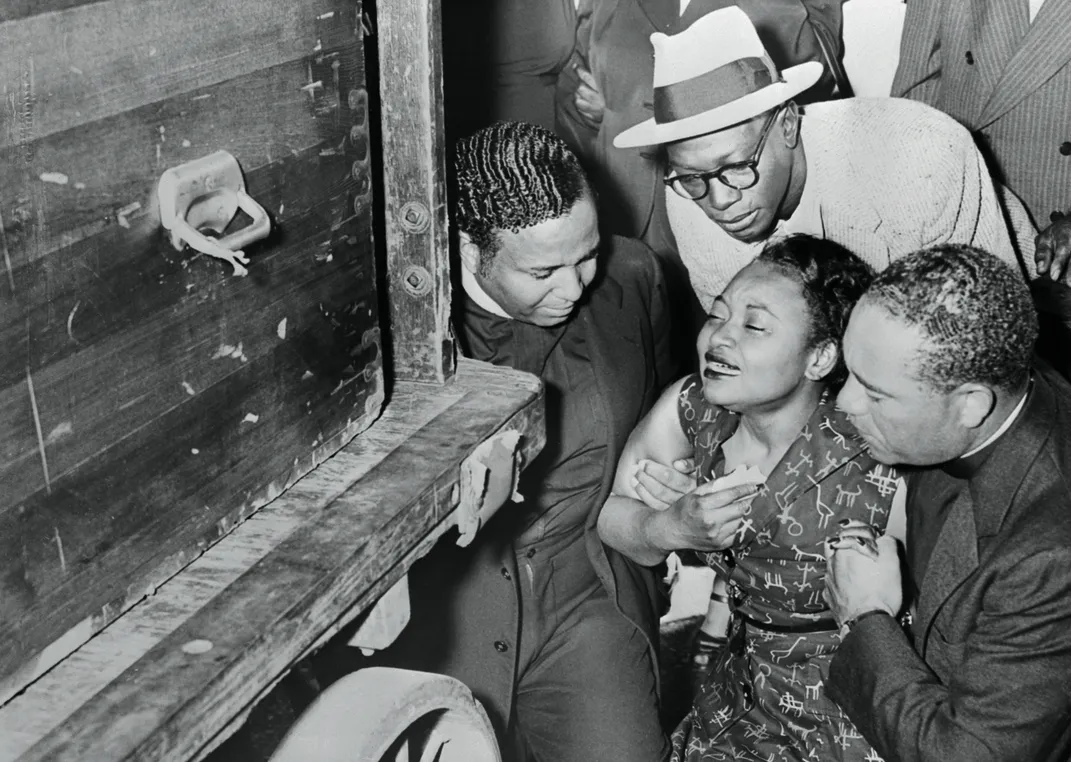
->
[666, 97, 1024, 310]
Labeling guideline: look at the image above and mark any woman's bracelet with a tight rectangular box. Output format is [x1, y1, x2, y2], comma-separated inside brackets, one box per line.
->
[709, 591, 731, 605]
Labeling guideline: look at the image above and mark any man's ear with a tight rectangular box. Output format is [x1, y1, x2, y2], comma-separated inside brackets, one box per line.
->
[458, 231, 481, 275]
[953, 383, 997, 430]
[804, 339, 838, 382]
[781, 101, 801, 148]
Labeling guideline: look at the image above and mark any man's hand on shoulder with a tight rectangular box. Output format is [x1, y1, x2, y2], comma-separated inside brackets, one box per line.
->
[631, 457, 695, 511]
[1035, 213, 1071, 283]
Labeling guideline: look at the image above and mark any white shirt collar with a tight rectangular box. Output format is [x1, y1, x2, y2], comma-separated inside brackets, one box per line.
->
[460, 266, 512, 319]
[960, 382, 1031, 459]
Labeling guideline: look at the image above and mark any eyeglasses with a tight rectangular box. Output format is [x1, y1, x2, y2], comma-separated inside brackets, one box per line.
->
[664, 108, 781, 201]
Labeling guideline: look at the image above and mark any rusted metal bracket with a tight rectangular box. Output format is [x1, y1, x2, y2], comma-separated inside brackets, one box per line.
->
[456, 431, 523, 547]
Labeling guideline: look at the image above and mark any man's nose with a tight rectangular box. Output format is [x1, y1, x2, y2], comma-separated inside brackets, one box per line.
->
[557, 267, 585, 302]
[701, 180, 742, 213]
[837, 376, 864, 415]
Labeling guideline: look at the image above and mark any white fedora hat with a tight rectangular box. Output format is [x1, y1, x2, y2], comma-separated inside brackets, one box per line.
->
[614, 6, 823, 148]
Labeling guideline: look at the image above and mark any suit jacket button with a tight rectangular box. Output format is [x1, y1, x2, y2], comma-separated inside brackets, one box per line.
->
[965, 50, 974, 65]
[494, 640, 509, 653]
[1061, 141, 1071, 156]
[500, 567, 512, 580]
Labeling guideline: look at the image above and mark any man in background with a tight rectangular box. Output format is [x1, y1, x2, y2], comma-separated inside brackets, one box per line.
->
[893, 0, 1071, 278]
[613, 8, 1058, 311]
[366, 121, 677, 762]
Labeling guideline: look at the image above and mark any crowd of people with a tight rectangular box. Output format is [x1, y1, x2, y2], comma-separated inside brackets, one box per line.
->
[223, 3, 1071, 761]
[409, 2, 1071, 761]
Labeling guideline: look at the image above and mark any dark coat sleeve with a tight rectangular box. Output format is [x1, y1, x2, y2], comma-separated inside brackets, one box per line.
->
[604, 235, 679, 393]
[648, 241, 677, 392]
[828, 547, 1071, 762]
[554, 0, 598, 160]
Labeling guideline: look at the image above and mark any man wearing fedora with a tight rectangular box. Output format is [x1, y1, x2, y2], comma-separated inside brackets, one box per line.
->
[615, 6, 1034, 310]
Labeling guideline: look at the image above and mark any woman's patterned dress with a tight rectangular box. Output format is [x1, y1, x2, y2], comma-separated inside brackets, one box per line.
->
[670, 375, 897, 762]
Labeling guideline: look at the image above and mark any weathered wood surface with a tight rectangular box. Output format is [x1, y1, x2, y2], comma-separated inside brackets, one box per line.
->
[0, 0, 382, 703]
[0, 359, 545, 762]
[378, 0, 456, 383]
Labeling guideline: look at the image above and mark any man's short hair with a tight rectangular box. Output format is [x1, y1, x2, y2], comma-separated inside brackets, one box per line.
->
[452, 121, 589, 268]
[864, 244, 1037, 393]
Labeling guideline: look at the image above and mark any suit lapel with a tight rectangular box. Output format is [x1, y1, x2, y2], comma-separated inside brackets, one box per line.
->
[968, 0, 1028, 123]
[978, 0, 1071, 126]
[916, 490, 978, 655]
[583, 272, 638, 474]
[635, 0, 677, 31]
[916, 370, 1056, 653]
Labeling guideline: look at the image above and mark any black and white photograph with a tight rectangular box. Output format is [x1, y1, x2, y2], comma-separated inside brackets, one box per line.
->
[0, 0, 1070, 760]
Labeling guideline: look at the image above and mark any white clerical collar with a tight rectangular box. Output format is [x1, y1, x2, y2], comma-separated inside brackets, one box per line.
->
[960, 381, 1031, 459]
[460, 266, 512, 319]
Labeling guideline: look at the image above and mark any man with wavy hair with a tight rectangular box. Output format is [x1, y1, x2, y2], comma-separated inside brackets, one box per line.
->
[825, 245, 1071, 761]
[377, 121, 678, 762]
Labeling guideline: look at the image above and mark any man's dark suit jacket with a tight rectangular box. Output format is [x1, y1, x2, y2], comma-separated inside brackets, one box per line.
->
[828, 365, 1071, 761]
[372, 237, 676, 741]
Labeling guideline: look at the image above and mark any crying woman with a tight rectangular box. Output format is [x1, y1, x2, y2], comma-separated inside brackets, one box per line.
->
[597, 234, 906, 762]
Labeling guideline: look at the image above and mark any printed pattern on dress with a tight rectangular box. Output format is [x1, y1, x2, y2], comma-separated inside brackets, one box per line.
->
[671, 374, 896, 762]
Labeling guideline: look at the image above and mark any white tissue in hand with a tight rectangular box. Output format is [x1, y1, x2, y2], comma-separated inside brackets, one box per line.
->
[709, 464, 765, 490]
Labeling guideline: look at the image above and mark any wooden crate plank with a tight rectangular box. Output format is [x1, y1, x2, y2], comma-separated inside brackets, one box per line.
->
[0, 0, 381, 702]
[0, 196, 370, 503]
[0, 313, 383, 699]
[0, 14, 372, 504]
[0, 0, 349, 151]
[0, 140, 366, 376]
[0, 361, 491, 757]
[0, 46, 361, 280]
[377, 0, 455, 383]
[1, 360, 543, 762]
[0, 2, 108, 25]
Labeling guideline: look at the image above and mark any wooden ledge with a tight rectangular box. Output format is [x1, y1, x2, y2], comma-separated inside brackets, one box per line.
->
[0, 359, 544, 762]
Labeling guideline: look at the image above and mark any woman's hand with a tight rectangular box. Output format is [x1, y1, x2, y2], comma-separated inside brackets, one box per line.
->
[649, 480, 758, 553]
[573, 63, 605, 129]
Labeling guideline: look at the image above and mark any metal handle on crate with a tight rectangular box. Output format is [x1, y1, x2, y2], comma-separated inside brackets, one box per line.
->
[158, 151, 271, 276]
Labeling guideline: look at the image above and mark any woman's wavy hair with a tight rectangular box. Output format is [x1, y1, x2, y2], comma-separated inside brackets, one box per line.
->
[756, 234, 875, 389]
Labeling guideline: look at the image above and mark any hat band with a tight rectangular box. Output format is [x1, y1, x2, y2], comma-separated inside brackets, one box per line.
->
[653, 56, 784, 125]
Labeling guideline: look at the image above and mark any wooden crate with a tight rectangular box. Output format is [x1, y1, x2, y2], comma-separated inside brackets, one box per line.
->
[0, 359, 544, 762]
[0, 0, 386, 702]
